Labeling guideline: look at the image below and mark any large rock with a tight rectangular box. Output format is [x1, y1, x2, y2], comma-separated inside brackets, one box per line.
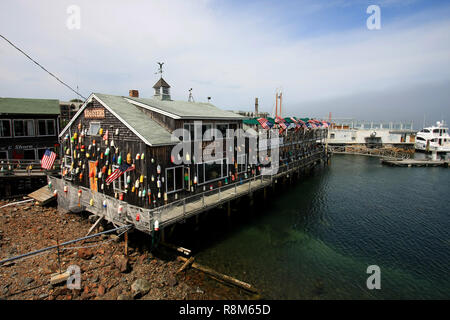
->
[97, 285, 105, 296]
[114, 255, 131, 273]
[117, 294, 133, 300]
[167, 275, 178, 287]
[77, 248, 93, 260]
[131, 279, 151, 298]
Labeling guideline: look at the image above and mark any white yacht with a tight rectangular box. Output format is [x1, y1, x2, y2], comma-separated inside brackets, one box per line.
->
[415, 121, 450, 153]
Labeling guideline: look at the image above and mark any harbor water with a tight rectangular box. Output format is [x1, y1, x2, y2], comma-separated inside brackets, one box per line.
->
[188, 154, 450, 299]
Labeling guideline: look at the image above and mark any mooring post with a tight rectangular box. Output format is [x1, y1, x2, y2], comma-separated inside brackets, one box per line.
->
[227, 200, 232, 227]
[124, 231, 128, 256]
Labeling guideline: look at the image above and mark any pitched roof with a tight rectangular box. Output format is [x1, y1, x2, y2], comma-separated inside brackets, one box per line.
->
[93, 93, 177, 146]
[152, 77, 171, 88]
[0, 97, 60, 115]
[127, 96, 245, 120]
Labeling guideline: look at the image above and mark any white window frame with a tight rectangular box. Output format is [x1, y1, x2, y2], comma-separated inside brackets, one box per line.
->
[112, 164, 127, 192]
[237, 154, 246, 173]
[165, 166, 184, 194]
[37, 119, 56, 137]
[88, 121, 101, 136]
[0, 119, 12, 138]
[63, 155, 73, 180]
[13, 119, 35, 137]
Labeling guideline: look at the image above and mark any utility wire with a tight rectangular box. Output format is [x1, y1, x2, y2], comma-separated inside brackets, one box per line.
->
[0, 34, 86, 100]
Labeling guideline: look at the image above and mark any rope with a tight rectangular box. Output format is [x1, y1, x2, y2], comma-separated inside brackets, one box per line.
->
[0, 198, 34, 209]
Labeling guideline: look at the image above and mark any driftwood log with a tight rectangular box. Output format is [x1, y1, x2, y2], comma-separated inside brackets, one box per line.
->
[177, 256, 258, 294]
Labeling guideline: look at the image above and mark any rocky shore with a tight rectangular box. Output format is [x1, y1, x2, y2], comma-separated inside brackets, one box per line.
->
[0, 199, 250, 300]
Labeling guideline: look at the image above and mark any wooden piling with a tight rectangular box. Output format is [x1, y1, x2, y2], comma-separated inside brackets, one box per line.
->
[177, 256, 258, 294]
[124, 231, 128, 256]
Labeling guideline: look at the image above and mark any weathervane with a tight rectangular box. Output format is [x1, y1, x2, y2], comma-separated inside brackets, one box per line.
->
[188, 88, 195, 102]
[155, 62, 164, 78]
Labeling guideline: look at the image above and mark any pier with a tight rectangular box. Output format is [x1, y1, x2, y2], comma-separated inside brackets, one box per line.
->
[381, 158, 449, 167]
[49, 149, 328, 234]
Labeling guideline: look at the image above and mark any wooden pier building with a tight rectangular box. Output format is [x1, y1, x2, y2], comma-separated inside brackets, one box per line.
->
[48, 76, 329, 234]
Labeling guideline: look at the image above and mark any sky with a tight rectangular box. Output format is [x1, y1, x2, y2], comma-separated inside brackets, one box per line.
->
[0, 0, 449, 128]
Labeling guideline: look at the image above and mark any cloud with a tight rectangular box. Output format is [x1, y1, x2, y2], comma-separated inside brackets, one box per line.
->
[0, 0, 449, 123]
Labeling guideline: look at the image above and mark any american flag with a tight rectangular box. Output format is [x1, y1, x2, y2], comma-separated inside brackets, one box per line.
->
[40, 149, 56, 170]
[307, 120, 317, 128]
[297, 119, 306, 127]
[257, 118, 271, 130]
[275, 116, 287, 129]
[106, 163, 135, 185]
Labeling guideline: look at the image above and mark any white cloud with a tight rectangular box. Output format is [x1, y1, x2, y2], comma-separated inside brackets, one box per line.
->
[0, 0, 449, 119]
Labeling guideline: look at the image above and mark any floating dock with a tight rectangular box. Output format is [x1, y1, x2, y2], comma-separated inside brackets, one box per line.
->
[381, 158, 449, 167]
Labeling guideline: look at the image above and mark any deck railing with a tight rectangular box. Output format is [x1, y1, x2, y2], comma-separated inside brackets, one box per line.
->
[328, 145, 411, 160]
[0, 159, 61, 176]
[155, 149, 326, 226]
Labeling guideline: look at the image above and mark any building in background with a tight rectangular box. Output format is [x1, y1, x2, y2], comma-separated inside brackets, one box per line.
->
[327, 119, 416, 148]
[60, 99, 83, 129]
[0, 98, 60, 161]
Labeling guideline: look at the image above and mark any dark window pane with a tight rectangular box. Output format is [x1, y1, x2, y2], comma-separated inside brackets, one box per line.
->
[38, 149, 46, 159]
[38, 120, 46, 135]
[197, 164, 204, 183]
[175, 167, 183, 190]
[47, 120, 55, 135]
[23, 149, 36, 160]
[0, 120, 11, 137]
[167, 168, 174, 192]
[14, 120, 24, 136]
[205, 162, 221, 181]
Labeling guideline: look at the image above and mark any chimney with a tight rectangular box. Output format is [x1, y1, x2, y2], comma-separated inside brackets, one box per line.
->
[255, 97, 259, 116]
[129, 90, 139, 98]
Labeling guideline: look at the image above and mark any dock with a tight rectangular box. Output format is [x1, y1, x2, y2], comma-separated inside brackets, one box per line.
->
[48, 150, 327, 234]
[381, 158, 449, 167]
[28, 185, 57, 205]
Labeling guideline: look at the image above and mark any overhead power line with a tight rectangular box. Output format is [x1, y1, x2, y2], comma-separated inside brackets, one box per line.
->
[0, 34, 86, 100]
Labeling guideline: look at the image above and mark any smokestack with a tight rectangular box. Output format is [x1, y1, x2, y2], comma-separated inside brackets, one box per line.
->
[255, 97, 259, 116]
[129, 90, 139, 98]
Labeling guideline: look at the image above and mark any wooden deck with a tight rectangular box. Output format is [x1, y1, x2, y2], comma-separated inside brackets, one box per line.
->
[381, 159, 449, 167]
[158, 154, 325, 228]
[159, 177, 270, 227]
[28, 185, 56, 205]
